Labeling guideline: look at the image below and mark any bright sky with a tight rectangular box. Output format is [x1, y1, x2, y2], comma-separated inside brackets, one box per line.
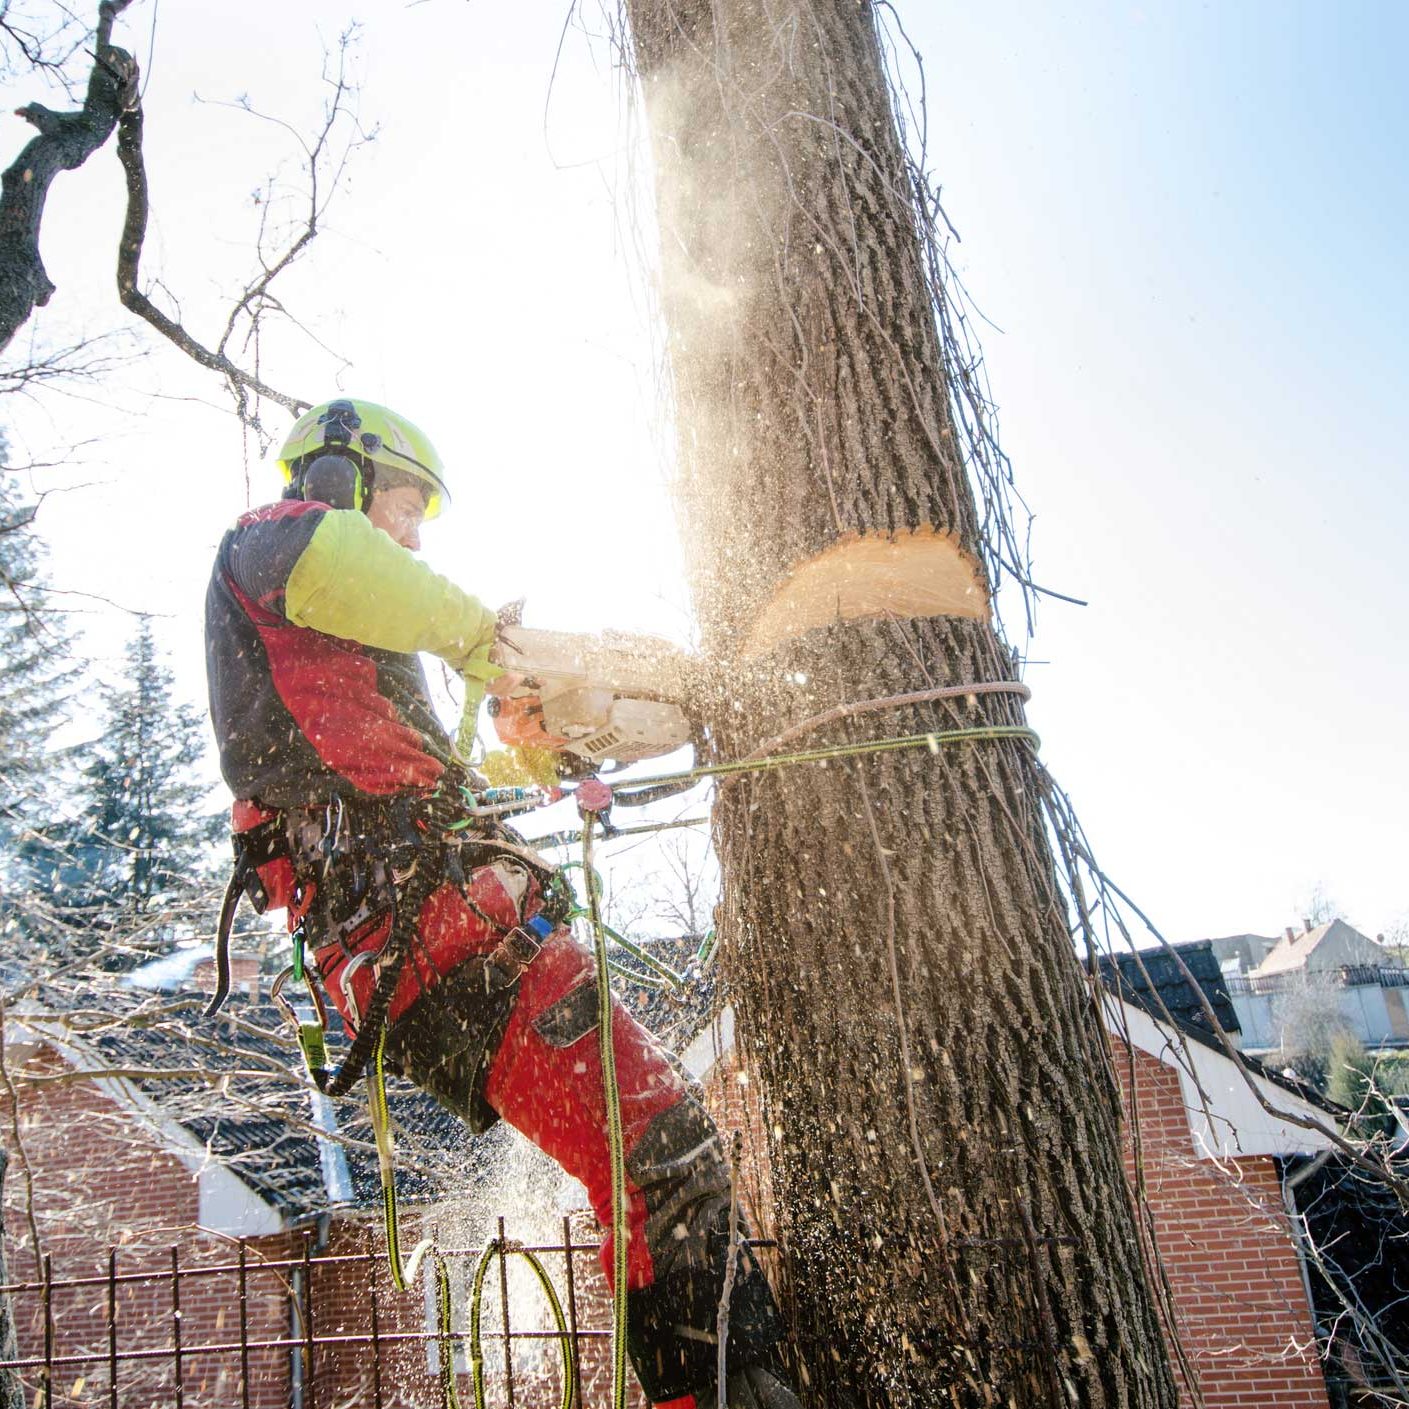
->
[8, 1, 1406, 945]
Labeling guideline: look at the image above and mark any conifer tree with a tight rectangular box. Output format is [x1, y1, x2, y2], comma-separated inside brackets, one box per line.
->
[42, 620, 220, 967]
[0, 455, 81, 988]
[0, 458, 77, 855]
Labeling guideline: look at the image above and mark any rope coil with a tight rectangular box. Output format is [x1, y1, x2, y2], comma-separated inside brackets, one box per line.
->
[468, 1239, 574, 1409]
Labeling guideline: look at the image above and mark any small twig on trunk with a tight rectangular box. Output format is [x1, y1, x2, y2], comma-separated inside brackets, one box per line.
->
[716, 1128, 743, 1408]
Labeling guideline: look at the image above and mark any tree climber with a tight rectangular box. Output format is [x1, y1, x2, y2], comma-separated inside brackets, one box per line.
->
[203, 398, 802, 1409]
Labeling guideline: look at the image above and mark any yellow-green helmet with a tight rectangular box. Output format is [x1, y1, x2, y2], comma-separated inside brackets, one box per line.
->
[277, 399, 450, 519]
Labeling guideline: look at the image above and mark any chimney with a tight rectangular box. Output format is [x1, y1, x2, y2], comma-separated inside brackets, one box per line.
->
[1302, 917, 1313, 933]
[1285, 927, 1296, 943]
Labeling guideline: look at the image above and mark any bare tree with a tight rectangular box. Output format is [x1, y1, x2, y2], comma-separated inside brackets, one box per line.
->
[1273, 971, 1352, 1088]
[621, 2, 1177, 1403]
[0, 0, 138, 350]
[1295, 882, 1341, 931]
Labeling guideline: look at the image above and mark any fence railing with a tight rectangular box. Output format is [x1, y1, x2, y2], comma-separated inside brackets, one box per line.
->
[1224, 965, 1409, 997]
[0, 1215, 1075, 1408]
[0, 1215, 628, 1409]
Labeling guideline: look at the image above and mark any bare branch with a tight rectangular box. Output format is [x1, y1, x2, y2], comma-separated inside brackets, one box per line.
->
[0, 328, 139, 398]
[0, 3, 92, 89]
[13, 1064, 288, 1086]
[0, 0, 136, 350]
[210, 31, 373, 369]
[114, 100, 308, 418]
[110, 28, 374, 434]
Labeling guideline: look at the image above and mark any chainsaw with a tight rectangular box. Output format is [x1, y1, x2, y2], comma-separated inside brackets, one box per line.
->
[486, 622, 699, 772]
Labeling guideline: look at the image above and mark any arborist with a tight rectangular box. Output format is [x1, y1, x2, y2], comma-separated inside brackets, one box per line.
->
[203, 398, 801, 1409]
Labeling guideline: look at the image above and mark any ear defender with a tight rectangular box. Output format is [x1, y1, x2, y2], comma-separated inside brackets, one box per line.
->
[299, 453, 365, 511]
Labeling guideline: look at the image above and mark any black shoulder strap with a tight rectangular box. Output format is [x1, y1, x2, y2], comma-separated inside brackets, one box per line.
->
[310, 862, 442, 1098]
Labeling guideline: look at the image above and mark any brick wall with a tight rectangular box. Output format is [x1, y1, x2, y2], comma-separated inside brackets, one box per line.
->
[2, 1043, 292, 1408]
[3, 1021, 1336, 1407]
[1, 1036, 667, 1409]
[1115, 1042, 1329, 1409]
[698, 1047, 777, 1250]
[698, 1033, 1332, 1409]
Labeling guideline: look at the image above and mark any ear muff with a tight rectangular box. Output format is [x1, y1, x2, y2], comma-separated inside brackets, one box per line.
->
[299, 453, 369, 511]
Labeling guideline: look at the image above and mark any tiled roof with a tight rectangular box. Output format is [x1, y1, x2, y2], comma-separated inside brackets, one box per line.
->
[1254, 922, 1335, 976]
[1252, 918, 1385, 977]
[1097, 940, 1241, 1037]
[24, 983, 477, 1217]
[23, 938, 716, 1220]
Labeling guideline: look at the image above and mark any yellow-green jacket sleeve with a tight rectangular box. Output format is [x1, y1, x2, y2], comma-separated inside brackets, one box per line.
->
[284, 509, 495, 665]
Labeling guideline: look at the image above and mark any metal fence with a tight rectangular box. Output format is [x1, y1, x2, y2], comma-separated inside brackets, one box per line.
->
[1, 1216, 622, 1409]
[0, 1216, 1075, 1408]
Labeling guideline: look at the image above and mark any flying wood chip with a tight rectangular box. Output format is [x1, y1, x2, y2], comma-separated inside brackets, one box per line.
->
[740, 527, 989, 659]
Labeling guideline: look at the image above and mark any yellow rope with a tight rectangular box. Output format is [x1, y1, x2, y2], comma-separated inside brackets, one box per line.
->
[433, 1251, 464, 1409]
[368, 1029, 432, 1292]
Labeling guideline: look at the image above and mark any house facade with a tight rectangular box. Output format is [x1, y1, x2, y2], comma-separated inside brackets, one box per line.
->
[682, 965, 1344, 1409]
[1212, 919, 1409, 1054]
[0, 946, 1374, 1408]
[1252, 921, 1394, 980]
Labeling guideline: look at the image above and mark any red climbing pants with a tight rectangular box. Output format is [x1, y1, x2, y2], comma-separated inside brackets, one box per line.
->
[364, 880, 789, 1407]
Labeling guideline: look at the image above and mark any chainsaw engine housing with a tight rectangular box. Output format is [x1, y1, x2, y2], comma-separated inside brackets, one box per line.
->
[490, 626, 696, 766]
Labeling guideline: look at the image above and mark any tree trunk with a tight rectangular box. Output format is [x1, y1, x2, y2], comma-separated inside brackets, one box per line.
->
[623, 3, 1179, 1405]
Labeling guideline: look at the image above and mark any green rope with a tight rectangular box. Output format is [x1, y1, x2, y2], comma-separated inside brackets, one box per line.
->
[369, 1029, 433, 1293]
[693, 928, 718, 969]
[535, 815, 710, 851]
[594, 724, 1039, 797]
[433, 1251, 464, 1409]
[582, 812, 631, 1409]
[468, 1239, 575, 1409]
[606, 958, 669, 989]
[566, 916, 686, 990]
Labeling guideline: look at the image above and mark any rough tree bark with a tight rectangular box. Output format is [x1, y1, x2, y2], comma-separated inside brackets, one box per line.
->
[623, 3, 1179, 1405]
